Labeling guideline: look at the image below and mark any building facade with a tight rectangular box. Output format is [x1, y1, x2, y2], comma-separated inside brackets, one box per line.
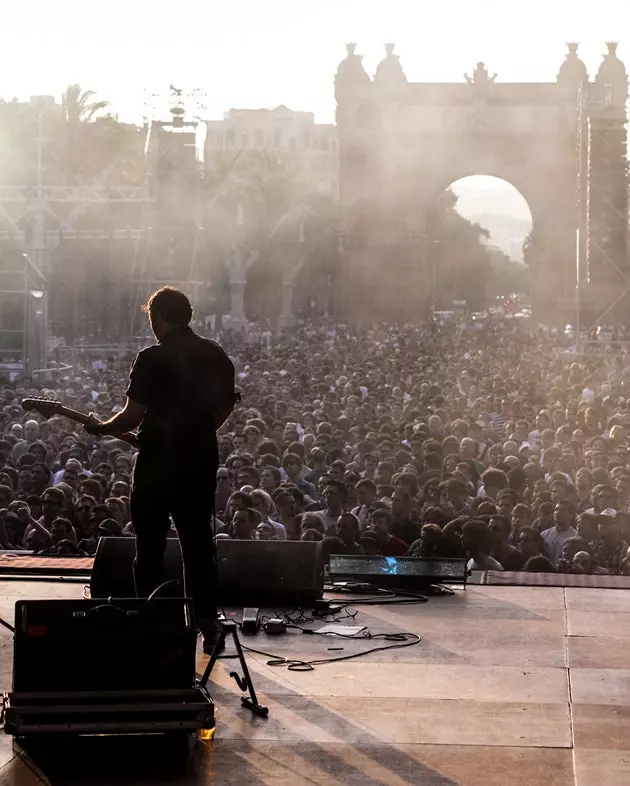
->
[204, 105, 338, 197]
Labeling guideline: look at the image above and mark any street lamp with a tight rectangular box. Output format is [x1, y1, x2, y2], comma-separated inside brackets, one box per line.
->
[30, 291, 44, 318]
[431, 239, 440, 316]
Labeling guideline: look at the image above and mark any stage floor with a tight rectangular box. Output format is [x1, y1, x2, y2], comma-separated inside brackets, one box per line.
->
[0, 580, 627, 785]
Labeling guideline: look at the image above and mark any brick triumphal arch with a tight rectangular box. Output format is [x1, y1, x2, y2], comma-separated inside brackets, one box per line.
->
[334, 43, 628, 325]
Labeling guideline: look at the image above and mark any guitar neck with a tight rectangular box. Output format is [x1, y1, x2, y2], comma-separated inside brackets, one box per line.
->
[57, 406, 97, 427]
[21, 398, 140, 449]
[58, 407, 139, 448]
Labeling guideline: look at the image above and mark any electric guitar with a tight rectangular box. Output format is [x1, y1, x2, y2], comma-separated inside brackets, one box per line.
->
[21, 398, 139, 448]
[22, 392, 242, 448]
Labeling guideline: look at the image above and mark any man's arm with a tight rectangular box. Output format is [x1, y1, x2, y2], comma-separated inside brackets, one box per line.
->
[215, 401, 237, 432]
[86, 397, 146, 437]
[23, 518, 53, 547]
[87, 347, 152, 438]
[214, 388, 241, 432]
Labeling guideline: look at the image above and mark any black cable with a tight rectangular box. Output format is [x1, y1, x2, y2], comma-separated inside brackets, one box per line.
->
[0, 616, 14, 633]
[429, 584, 456, 597]
[146, 578, 180, 603]
[259, 592, 428, 631]
[333, 594, 429, 606]
[275, 605, 360, 626]
[241, 631, 421, 671]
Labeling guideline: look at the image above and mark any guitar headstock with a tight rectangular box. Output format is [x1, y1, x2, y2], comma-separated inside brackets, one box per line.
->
[21, 398, 66, 420]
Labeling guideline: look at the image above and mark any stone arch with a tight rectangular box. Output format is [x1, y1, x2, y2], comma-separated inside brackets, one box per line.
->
[335, 43, 628, 326]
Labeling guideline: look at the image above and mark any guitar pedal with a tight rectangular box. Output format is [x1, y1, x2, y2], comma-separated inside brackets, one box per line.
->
[241, 608, 260, 635]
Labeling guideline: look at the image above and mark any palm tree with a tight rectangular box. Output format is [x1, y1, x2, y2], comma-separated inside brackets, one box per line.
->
[59, 85, 111, 183]
[61, 85, 110, 126]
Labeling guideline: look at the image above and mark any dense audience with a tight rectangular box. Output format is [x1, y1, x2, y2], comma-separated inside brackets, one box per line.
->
[2, 316, 630, 579]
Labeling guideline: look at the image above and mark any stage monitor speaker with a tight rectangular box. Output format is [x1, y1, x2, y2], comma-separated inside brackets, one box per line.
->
[216, 539, 323, 606]
[328, 555, 469, 590]
[90, 537, 184, 599]
[90, 538, 324, 607]
[12, 597, 196, 694]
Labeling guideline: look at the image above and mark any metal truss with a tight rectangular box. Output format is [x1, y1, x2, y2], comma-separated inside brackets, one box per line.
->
[575, 86, 630, 350]
[0, 186, 150, 203]
[0, 90, 206, 350]
[0, 229, 147, 243]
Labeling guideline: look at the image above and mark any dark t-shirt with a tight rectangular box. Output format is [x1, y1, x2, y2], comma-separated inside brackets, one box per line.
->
[379, 535, 409, 557]
[392, 517, 421, 546]
[126, 326, 235, 466]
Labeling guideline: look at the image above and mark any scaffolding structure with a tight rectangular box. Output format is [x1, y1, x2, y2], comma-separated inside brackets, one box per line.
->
[0, 97, 152, 359]
[575, 60, 629, 353]
[127, 87, 208, 341]
[0, 250, 47, 377]
[0, 102, 151, 270]
[0, 88, 209, 357]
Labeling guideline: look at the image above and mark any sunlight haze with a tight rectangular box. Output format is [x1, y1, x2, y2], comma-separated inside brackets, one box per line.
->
[2, 0, 628, 122]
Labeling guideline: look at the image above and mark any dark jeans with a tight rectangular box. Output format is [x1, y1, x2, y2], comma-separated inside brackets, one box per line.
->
[130, 449, 218, 629]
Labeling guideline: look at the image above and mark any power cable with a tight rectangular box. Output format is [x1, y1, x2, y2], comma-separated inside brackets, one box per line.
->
[241, 631, 421, 672]
[230, 594, 425, 671]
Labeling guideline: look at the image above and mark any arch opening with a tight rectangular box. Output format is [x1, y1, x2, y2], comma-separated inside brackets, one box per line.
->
[425, 175, 534, 314]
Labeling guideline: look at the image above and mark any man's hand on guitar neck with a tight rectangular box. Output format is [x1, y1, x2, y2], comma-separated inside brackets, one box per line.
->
[84, 413, 106, 437]
[83, 398, 145, 441]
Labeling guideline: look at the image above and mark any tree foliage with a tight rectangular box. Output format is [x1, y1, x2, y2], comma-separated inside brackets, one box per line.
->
[202, 148, 336, 319]
[0, 88, 140, 188]
[427, 189, 530, 309]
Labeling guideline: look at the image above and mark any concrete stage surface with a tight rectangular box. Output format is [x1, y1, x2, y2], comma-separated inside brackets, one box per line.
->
[0, 581, 627, 785]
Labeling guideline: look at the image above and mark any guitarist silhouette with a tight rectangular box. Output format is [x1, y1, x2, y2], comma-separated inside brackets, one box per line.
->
[85, 288, 237, 652]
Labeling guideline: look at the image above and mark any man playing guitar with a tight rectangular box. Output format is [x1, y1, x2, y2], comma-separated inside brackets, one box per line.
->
[85, 287, 236, 652]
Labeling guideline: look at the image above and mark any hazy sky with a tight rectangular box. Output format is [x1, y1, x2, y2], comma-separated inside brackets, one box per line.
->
[3, 0, 629, 123]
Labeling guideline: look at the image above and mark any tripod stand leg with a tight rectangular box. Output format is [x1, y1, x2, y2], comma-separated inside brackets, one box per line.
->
[199, 629, 228, 689]
[230, 631, 268, 718]
[197, 620, 269, 718]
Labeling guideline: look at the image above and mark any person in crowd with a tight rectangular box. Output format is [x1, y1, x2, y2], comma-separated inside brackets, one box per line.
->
[281, 453, 317, 500]
[407, 523, 448, 558]
[540, 500, 579, 564]
[12, 420, 41, 462]
[271, 490, 299, 539]
[524, 555, 557, 572]
[461, 519, 503, 572]
[301, 527, 324, 542]
[556, 536, 590, 572]
[251, 488, 287, 539]
[592, 509, 629, 574]
[573, 550, 609, 574]
[352, 479, 377, 528]
[256, 520, 275, 540]
[230, 507, 261, 539]
[516, 526, 545, 561]
[316, 480, 346, 535]
[489, 514, 527, 571]
[336, 512, 363, 554]
[368, 508, 408, 556]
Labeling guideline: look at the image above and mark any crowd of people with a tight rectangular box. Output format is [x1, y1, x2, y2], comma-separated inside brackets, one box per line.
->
[1, 316, 630, 580]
